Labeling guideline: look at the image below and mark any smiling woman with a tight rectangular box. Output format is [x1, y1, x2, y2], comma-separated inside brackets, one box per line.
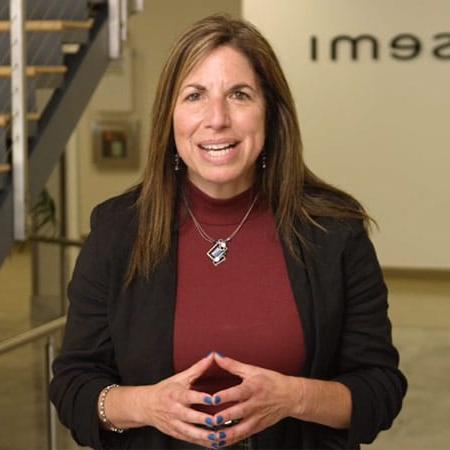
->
[49, 14, 407, 450]
[173, 45, 266, 199]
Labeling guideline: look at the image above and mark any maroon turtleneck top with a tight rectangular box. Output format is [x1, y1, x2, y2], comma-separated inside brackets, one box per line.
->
[173, 181, 305, 413]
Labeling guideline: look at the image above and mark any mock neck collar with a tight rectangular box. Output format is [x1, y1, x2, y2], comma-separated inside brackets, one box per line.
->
[182, 179, 260, 226]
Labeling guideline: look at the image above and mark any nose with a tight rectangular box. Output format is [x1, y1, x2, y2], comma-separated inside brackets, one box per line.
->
[205, 97, 231, 130]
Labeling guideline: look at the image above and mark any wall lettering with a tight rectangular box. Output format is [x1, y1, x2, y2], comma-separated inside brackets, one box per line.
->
[433, 33, 450, 58]
[391, 34, 421, 60]
[310, 33, 450, 61]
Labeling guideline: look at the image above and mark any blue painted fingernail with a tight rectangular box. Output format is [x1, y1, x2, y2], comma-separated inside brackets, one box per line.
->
[212, 443, 219, 449]
[205, 417, 214, 427]
[218, 441, 226, 447]
[204, 396, 213, 405]
[214, 395, 222, 405]
[207, 351, 213, 356]
[207, 433, 216, 441]
[216, 352, 224, 358]
[219, 431, 226, 439]
[216, 415, 224, 425]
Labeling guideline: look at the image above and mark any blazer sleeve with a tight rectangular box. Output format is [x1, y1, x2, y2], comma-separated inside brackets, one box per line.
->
[49, 205, 124, 449]
[332, 222, 407, 446]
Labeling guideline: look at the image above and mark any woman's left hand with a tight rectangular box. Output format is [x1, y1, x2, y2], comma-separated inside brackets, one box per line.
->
[210, 353, 303, 446]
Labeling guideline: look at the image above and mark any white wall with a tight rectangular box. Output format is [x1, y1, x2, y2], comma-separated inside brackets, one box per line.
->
[243, 0, 450, 269]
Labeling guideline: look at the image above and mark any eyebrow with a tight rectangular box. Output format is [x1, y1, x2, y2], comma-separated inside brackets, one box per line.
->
[182, 84, 206, 92]
[230, 83, 256, 92]
[181, 83, 257, 92]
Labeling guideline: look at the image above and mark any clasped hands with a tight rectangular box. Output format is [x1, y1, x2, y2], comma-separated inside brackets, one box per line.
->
[135, 352, 303, 448]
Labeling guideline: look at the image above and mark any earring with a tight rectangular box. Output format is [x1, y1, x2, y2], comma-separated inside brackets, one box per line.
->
[174, 153, 180, 171]
[261, 151, 267, 170]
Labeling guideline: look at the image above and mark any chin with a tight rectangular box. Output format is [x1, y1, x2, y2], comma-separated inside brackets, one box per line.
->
[205, 172, 249, 187]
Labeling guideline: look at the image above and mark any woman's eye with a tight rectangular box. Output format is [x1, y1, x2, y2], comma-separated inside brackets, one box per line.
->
[231, 90, 250, 100]
[185, 92, 201, 102]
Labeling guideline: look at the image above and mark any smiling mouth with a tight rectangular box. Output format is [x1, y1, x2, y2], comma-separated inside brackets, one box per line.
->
[198, 142, 239, 156]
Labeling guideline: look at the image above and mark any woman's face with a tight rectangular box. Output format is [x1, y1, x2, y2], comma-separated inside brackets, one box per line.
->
[173, 45, 266, 199]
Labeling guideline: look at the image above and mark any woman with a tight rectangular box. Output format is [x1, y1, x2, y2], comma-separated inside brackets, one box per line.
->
[50, 14, 407, 450]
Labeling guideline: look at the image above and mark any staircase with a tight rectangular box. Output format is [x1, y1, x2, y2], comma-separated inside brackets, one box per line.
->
[0, 0, 142, 265]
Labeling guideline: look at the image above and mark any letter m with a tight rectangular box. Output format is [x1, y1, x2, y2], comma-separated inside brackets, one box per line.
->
[331, 35, 379, 61]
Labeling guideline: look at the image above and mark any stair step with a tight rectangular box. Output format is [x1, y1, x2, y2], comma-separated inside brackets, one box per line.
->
[0, 19, 93, 33]
[0, 21, 92, 67]
[0, 158, 11, 190]
[0, 1, 89, 21]
[0, 65, 66, 88]
[0, 112, 40, 128]
[0, 20, 92, 44]
[0, 163, 10, 173]
[0, 32, 63, 65]
[0, 65, 67, 78]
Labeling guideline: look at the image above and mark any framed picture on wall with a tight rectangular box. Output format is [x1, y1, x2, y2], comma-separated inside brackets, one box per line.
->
[92, 114, 140, 169]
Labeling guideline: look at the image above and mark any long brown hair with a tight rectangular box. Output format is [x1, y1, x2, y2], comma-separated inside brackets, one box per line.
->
[126, 14, 373, 284]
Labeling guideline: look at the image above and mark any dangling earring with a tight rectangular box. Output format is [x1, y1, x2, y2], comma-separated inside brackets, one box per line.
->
[261, 151, 267, 170]
[174, 153, 180, 171]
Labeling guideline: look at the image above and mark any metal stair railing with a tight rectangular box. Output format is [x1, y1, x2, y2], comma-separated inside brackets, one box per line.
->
[2, 0, 94, 242]
[0, 0, 143, 264]
[108, 0, 143, 59]
[0, 2, 144, 447]
[0, 1, 119, 179]
[0, 316, 67, 450]
[10, 0, 28, 240]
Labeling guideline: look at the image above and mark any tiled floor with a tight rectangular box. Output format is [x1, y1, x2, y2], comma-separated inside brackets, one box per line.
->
[1, 246, 449, 449]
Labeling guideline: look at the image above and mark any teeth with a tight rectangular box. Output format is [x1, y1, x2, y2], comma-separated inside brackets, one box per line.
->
[206, 148, 232, 157]
[201, 143, 235, 151]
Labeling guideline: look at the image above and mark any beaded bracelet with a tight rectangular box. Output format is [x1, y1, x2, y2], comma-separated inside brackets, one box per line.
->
[98, 384, 125, 433]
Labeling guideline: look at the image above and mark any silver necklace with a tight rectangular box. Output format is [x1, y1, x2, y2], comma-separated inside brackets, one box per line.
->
[182, 191, 259, 266]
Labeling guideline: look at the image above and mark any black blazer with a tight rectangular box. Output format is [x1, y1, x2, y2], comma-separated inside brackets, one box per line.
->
[49, 189, 407, 450]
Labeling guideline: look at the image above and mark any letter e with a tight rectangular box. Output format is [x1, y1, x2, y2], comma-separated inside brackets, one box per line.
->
[391, 34, 421, 60]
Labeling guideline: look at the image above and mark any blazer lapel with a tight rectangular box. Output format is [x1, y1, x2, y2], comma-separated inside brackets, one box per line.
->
[282, 227, 315, 377]
[145, 232, 178, 381]
[283, 220, 332, 379]
[114, 227, 178, 385]
[296, 220, 339, 378]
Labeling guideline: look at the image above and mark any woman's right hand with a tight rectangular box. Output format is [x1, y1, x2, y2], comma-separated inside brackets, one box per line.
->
[105, 353, 222, 447]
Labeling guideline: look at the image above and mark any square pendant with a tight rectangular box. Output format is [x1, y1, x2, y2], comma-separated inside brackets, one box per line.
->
[207, 240, 228, 266]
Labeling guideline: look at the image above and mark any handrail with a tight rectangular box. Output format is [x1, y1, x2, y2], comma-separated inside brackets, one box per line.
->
[0, 315, 66, 355]
[0, 315, 67, 450]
